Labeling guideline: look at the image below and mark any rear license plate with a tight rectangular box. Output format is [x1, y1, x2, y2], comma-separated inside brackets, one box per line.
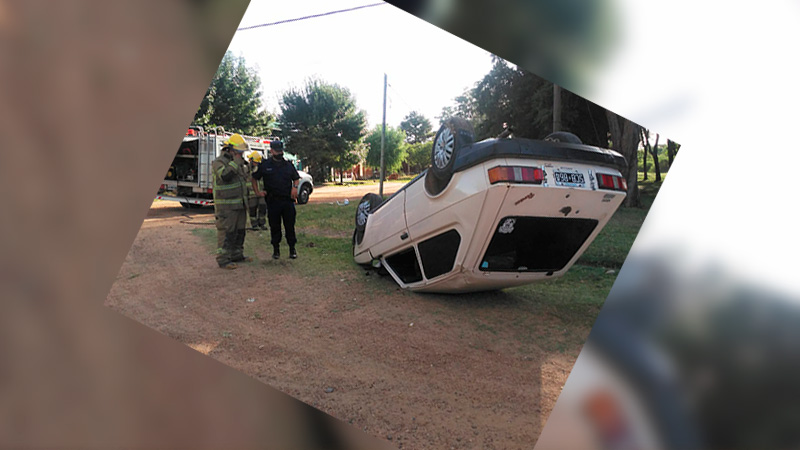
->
[553, 170, 585, 187]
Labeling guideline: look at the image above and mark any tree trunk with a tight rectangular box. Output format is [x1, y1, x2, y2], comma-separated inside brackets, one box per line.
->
[651, 133, 661, 182]
[667, 139, 679, 168]
[607, 111, 641, 208]
[641, 128, 649, 181]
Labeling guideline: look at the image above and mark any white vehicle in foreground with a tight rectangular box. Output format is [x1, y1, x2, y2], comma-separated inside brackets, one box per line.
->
[352, 118, 628, 294]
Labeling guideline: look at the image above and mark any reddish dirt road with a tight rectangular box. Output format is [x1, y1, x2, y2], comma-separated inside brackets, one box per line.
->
[305, 182, 405, 204]
[106, 183, 577, 449]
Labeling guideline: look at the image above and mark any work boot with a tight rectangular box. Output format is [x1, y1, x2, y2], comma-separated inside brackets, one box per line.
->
[259, 225, 268, 231]
[220, 262, 238, 270]
[233, 256, 253, 263]
[272, 245, 280, 260]
[251, 224, 259, 231]
[289, 247, 297, 259]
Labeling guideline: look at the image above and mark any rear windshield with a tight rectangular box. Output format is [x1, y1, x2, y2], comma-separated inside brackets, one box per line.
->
[480, 217, 598, 272]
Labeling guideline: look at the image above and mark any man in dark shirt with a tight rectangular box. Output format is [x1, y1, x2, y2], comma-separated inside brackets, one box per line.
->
[252, 139, 301, 259]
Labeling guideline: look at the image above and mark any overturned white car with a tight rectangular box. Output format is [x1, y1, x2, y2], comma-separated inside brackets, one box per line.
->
[353, 118, 628, 293]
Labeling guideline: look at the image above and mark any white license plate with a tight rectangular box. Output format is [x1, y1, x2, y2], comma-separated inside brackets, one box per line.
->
[553, 170, 585, 187]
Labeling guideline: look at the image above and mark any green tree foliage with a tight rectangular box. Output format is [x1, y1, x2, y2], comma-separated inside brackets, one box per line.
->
[364, 125, 407, 175]
[194, 52, 273, 136]
[639, 145, 671, 175]
[437, 94, 475, 126]
[399, 111, 433, 144]
[469, 56, 519, 138]
[435, 54, 647, 207]
[279, 78, 367, 182]
[437, 56, 609, 147]
[405, 141, 431, 173]
[334, 141, 366, 183]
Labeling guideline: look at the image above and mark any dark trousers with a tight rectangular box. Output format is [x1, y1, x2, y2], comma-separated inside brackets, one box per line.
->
[267, 198, 297, 247]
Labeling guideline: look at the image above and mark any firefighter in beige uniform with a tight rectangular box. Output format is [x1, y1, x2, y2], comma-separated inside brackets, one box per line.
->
[246, 151, 268, 231]
[212, 134, 253, 269]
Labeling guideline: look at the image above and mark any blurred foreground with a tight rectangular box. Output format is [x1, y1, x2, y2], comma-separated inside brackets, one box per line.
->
[537, 249, 800, 449]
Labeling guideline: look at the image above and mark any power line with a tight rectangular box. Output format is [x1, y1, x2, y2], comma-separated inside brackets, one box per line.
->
[237, 2, 386, 31]
[387, 82, 443, 123]
[387, 83, 416, 113]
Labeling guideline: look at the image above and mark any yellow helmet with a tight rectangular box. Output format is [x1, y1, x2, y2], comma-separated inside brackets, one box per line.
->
[247, 151, 262, 163]
[223, 133, 249, 152]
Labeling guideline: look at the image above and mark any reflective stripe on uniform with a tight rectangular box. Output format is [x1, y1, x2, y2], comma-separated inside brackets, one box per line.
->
[214, 198, 245, 205]
[214, 182, 243, 190]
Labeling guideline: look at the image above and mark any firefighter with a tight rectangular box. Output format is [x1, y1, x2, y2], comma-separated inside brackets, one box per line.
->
[252, 139, 300, 259]
[212, 133, 253, 269]
[246, 151, 268, 231]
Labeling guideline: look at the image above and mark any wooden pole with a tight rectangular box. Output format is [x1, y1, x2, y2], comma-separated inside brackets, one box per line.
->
[379, 73, 387, 198]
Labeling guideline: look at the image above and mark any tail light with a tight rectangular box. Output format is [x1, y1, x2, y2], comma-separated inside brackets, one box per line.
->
[488, 166, 544, 185]
[597, 173, 627, 192]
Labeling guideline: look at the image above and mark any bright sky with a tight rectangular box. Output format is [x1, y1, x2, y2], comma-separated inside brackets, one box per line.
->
[225, 0, 495, 129]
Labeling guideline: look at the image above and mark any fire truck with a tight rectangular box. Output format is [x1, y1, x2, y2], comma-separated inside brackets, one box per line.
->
[157, 126, 314, 208]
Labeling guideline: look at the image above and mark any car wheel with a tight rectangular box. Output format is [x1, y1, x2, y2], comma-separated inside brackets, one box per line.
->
[430, 117, 474, 179]
[544, 131, 583, 144]
[426, 117, 474, 196]
[354, 193, 383, 247]
[297, 184, 311, 204]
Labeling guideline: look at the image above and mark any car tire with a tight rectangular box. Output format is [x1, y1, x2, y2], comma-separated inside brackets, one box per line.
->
[426, 117, 474, 196]
[353, 193, 383, 247]
[297, 184, 311, 204]
[543, 131, 583, 144]
[430, 117, 474, 179]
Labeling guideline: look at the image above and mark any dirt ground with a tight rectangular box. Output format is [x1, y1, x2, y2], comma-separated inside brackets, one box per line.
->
[106, 183, 577, 449]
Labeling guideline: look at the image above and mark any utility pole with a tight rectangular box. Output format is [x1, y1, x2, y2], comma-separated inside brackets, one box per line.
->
[553, 83, 562, 133]
[379, 73, 387, 198]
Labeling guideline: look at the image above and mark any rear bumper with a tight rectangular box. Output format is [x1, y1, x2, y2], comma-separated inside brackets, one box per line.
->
[154, 194, 213, 206]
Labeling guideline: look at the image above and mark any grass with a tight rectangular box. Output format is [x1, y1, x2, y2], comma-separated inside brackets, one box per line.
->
[191, 226, 357, 277]
[296, 203, 357, 236]
[511, 265, 619, 324]
[578, 175, 661, 269]
[191, 176, 662, 355]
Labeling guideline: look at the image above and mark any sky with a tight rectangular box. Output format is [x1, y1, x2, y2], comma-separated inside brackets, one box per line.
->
[225, 0, 495, 129]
